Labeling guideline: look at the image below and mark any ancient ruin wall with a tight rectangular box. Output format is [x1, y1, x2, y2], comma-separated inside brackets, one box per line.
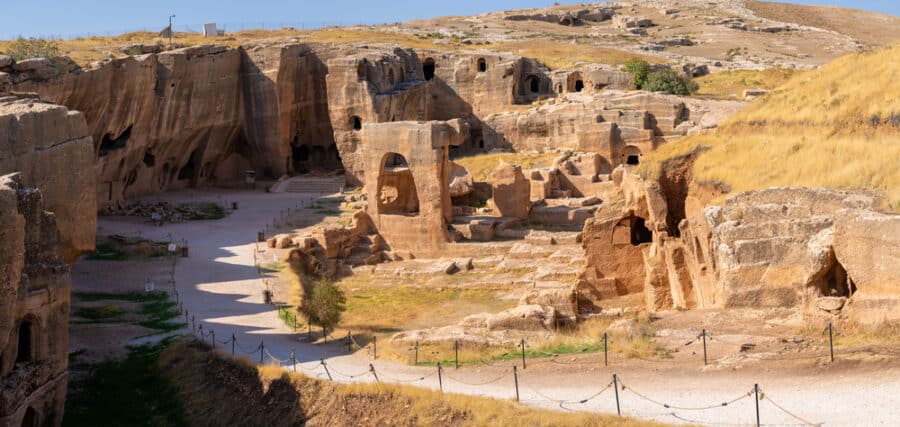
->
[0, 175, 72, 427]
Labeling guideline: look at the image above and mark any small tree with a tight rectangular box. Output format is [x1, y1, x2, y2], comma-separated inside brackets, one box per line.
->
[5, 37, 60, 61]
[622, 58, 651, 90]
[643, 69, 697, 95]
[305, 279, 346, 334]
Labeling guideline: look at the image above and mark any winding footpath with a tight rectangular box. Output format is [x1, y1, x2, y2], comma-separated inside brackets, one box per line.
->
[94, 184, 900, 426]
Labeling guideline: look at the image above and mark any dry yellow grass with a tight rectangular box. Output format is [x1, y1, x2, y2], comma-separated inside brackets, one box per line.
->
[693, 68, 797, 99]
[640, 45, 900, 211]
[1, 27, 658, 70]
[454, 152, 559, 182]
[163, 340, 668, 427]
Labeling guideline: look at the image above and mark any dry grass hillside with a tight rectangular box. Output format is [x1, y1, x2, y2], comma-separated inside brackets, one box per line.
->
[161, 340, 666, 427]
[640, 44, 900, 211]
[747, 1, 900, 46]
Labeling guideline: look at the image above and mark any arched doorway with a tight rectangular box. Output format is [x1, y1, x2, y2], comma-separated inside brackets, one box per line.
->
[16, 318, 34, 363]
[378, 153, 418, 215]
[477, 58, 487, 72]
[621, 145, 642, 166]
[423, 58, 436, 81]
[525, 75, 540, 94]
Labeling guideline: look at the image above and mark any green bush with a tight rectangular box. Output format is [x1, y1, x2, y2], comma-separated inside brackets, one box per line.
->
[5, 36, 60, 61]
[622, 58, 651, 89]
[643, 69, 697, 95]
[304, 279, 346, 332]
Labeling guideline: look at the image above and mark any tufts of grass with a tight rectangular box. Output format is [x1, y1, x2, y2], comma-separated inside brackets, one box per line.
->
[85, 242, 128, 261]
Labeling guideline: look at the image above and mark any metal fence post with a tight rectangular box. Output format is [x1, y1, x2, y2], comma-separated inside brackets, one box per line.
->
[437, 362, 443, 392]
[702, 329, 708, 365]
[321, 359, 333, 381]
[603, 332, 609, 366]
[754, 383, 760, 427]
[828, 322, 835, 362]
[455, 340, 459, 369]
[414, 341, 419, 365]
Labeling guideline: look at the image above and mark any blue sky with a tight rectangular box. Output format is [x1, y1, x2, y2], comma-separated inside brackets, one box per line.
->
[1, 1, 896, 40]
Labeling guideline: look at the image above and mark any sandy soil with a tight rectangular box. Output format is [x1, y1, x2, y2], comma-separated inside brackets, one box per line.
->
[71, 179, 900, 426]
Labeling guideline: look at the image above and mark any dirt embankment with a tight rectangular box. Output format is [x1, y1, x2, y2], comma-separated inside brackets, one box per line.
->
[159, 341, 663, 427]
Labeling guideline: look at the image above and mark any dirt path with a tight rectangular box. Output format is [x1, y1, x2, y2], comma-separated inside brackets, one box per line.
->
[80, 184, 900, 426]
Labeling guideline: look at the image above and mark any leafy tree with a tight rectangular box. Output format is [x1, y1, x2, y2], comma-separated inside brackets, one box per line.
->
[643, 69, 697, 95]
[5, 37, 60, 61]
[304, 279, 346, 333]
[622, 58, 651, 89]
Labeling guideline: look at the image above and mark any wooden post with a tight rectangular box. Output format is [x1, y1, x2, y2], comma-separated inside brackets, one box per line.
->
[373, 335, 378, 360]
[414, 341, 419, 365]
[603, 332, 609, 367]
[754, 383, 760, 427]
[455, 340, 459, 369]
[828, 322, 835, 362]
[369, 364, 379, 382]
[437, 362, 443, 392]
[321, 359, 332, 381]
[259, 341, 264, 364]
[231, 333, 236, 356]
[613, 374, 621, 416]
[520, 338, 526, 369]
[513, 366, 520, 402]
[702, 329, 708, 365]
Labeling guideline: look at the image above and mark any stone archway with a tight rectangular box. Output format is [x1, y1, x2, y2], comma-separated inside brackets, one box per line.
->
[377, 153, 419, 215]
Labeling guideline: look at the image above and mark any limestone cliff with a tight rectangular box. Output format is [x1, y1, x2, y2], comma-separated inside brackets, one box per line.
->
[0, 95, 95, 262]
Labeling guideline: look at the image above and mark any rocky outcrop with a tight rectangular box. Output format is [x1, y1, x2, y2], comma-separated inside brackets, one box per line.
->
[0, 95, 95, 262]
[8, 44, 343, 209]
[484, 91, 744, 167]
[0, 174, 72, 427]
[580, 172, 900, 324]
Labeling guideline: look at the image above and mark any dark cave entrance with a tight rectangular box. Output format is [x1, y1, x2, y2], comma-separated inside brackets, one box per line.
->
[16, 318, 34, 363]
[630, 217, 653, 246]
[574, 80, 584, 92]
[98, 125, 133, 157]
[423, 58, 436, 81]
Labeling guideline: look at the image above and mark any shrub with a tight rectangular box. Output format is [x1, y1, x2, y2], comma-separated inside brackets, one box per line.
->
[5, 36, 60, 61]
[643, 69, 697, 95]
[622, 58, 651, 89]
[304, 279, 346, 332]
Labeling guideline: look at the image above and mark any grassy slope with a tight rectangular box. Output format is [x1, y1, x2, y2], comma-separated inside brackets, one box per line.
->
[162, 340, 667, 427]
[640, 45, 900, 211]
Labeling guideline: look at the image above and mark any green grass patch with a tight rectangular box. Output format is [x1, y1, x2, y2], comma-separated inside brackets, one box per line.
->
[185, 203, 228, 220]
[74, 291, 169, 303]
[278, 305, 303, 329]
[75, 304, 125, 320]
[63, 339, 187, 427]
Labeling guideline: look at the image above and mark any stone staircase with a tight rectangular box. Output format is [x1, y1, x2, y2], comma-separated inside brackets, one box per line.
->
[271, 176, 346, 194]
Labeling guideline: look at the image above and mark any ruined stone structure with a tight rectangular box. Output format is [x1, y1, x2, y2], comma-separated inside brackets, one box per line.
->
[362, 119, 467, 256]
[0, 175, 72, 427]
[0, 95, 95, 427]
[578, 165, 900, 324]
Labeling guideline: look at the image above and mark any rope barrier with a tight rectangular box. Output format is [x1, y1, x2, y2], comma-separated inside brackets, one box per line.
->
[760, 388, 822, 427]
[523, 380, 614, 404]
[443, 369, 510, 386]
[618, 377, 754, 411]
[326, 364, 373, 379]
